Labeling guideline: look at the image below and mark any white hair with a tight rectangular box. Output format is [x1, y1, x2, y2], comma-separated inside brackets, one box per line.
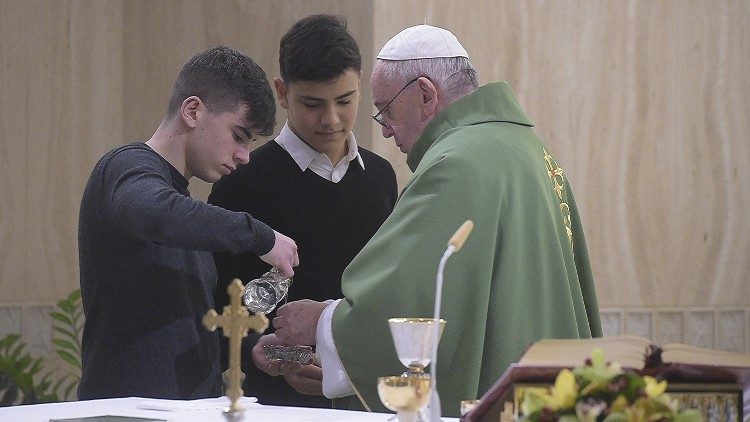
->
[374, 57, 479, 100]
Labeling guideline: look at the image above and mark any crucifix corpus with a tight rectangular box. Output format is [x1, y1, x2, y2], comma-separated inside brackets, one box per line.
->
[203, 278, 269, 415]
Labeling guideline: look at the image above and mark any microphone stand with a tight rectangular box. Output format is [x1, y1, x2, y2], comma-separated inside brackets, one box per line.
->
[428, 220, 474, 422]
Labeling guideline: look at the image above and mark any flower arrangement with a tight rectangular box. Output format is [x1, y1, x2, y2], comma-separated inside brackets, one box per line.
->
[517, 348, 701, 422]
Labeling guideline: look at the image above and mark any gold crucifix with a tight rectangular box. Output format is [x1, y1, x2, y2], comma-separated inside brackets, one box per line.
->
[203, 278, 269, 414]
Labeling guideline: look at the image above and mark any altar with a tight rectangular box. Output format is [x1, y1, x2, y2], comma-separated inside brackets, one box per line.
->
[0, 396, 461, 422]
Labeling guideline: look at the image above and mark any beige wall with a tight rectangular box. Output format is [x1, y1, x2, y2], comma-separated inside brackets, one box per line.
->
[1, 0, 748, 366]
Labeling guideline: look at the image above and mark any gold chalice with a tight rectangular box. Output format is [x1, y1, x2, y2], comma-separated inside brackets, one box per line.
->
[378, 375, 431, 422]
[381, 318, 445, 421]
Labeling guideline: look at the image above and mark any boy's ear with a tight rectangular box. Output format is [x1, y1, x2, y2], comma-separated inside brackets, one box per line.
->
[180, 96, 202, 128]
[274, 78, 290, 109]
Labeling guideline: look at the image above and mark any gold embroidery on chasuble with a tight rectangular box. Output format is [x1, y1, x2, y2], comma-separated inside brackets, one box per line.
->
[543, 147, 573, 250]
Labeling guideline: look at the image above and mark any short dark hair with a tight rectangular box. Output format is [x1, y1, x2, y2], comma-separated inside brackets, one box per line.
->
[166, 45, 276, 136]
[279, 14, 361, 84]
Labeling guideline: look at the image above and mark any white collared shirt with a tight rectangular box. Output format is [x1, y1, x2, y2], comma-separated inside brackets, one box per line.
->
[275, 122, 364, 183]
[275, 121, 363, 396]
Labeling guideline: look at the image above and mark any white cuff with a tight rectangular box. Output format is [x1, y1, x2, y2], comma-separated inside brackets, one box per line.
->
[316, 299, 355, 398]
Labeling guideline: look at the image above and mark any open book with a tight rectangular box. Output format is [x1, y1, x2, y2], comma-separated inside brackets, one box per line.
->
[463, 335, 750, 422]
[517, 335, 750, 370]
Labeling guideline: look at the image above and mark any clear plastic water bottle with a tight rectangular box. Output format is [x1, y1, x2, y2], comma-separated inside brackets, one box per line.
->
[243, 267, 292, 314]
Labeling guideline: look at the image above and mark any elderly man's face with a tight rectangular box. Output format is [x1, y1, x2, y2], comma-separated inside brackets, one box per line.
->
[370, 67, 428, 154]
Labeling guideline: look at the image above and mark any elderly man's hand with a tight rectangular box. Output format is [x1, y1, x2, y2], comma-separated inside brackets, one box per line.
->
[273, 299, 328, 346]
[280, 356, 323, 396]
[252, 334, 286, 377]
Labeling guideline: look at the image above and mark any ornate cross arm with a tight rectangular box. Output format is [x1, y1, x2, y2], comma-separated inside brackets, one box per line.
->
[203, 278, 269, 415]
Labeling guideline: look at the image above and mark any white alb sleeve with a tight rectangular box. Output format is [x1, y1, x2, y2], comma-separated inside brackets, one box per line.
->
[316, 299, 355, 398]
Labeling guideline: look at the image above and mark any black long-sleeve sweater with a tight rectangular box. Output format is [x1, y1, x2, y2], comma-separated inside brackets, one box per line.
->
[209, 140, 397, 407]
[78, 142, 275, 400]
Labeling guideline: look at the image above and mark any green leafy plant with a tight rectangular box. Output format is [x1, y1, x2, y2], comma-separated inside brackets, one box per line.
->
[0, 334, 61, 405]
[50, 289, 83, 400]
[0, 289, 83, 406]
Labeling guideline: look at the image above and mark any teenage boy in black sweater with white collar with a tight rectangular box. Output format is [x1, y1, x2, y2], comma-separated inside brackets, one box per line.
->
[209, 15, 397, 408]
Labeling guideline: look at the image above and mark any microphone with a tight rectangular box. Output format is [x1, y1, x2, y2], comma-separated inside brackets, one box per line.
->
[448, 220, 474, 251]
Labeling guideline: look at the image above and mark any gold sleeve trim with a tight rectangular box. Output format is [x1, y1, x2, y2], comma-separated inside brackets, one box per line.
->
[349, 377, 373, 412]
[332, 305, 373, 412]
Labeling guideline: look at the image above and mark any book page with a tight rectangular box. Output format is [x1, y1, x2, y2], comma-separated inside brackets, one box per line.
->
[663, 343, 750, 368]
[516, 335, 652, 369]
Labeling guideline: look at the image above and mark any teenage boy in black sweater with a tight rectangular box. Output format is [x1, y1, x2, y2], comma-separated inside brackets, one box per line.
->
[78, 46, 299, 400]
[209, 15, 397, 408]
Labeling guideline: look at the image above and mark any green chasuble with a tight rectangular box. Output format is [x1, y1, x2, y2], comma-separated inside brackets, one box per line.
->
[332, 82, 602, 417]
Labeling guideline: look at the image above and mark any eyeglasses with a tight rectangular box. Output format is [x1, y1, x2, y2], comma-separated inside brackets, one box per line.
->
[371, 77, 420, 128]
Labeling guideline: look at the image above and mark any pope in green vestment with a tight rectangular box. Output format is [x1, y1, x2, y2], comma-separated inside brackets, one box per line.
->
[331, 81, 603, 416]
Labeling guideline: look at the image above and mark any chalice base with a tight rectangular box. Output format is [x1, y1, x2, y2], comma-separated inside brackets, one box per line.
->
[223, 404, 244, 419]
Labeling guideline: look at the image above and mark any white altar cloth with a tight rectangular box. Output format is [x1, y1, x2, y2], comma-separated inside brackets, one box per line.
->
[0, 396, 460, 421]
